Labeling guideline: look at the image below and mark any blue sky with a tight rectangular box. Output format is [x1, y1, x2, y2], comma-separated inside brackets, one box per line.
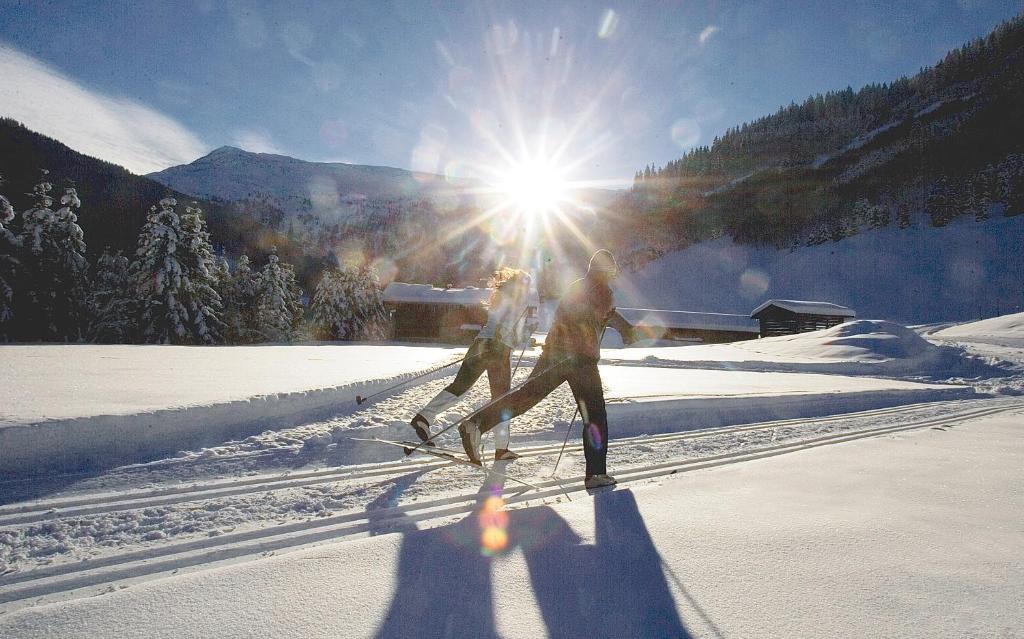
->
[0, 1, 1020, 180]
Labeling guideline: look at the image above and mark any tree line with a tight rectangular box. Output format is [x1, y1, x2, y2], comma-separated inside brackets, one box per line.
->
[0, 171, 390, 344]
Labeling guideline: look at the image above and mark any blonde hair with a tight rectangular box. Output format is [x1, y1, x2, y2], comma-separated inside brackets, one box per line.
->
[487, 267, 530, 307]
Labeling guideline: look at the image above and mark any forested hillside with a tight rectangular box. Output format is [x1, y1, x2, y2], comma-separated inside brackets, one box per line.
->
[616, 14, 1024, 268]
[0, 119, 327, 290]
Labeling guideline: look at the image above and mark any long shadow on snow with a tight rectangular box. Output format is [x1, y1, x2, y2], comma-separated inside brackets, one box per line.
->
[371, 471, 694, 639]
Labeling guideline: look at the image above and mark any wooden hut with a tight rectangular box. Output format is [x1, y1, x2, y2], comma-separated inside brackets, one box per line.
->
[382, 282, 538, 344]
[609, 308, 760, 345]
[750, 300, 856, 337]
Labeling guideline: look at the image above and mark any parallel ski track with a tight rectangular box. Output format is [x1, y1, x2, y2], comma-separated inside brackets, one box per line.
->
[0, 399, 973, 526]
[0, 400, 1016, 611]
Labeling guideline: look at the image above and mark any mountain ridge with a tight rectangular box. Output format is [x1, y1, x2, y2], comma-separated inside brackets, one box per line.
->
[147, 145, 476, 221]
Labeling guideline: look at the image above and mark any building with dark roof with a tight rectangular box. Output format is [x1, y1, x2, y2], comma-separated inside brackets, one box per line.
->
[750, 300, 856, 337]
[382, 282, 538, 344]
[609, 308, 760, 345]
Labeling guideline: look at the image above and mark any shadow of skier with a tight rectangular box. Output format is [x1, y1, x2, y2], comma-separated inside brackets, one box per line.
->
[372, 466, 696, 639]
[371, 464, 514, 639]
[515, 488, 693, 639]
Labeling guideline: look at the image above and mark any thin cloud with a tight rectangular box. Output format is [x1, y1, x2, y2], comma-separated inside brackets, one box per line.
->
[699, 25, 720, 46]
[0, 43, 207, 175]
[233, 129, 283, 154]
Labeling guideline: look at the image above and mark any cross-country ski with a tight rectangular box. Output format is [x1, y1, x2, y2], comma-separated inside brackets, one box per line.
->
[350, 437, 542, 491]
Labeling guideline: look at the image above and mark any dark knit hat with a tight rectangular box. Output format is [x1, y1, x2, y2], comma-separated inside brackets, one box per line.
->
[588, 249, 618, 276]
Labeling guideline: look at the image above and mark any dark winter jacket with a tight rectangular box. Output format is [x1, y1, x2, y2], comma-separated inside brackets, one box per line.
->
[545, 275, 614, 361]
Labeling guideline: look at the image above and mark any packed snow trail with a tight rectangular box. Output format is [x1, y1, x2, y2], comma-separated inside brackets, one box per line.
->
[0, 398, 989, 525]
[1, 397, 1020, 612]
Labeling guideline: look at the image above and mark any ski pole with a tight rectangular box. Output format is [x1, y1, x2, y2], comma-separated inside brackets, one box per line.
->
[551, 406, 579, 476]
[355, 355, 465, 405]
[510, 321, 534, 380]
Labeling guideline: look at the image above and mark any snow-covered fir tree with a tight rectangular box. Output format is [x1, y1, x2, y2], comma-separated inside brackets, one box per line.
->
[222, 254, 261, 343]
[212, 254, 231, 295]
[15, 174, 91, 341]
[310, 266, 388, 341]
[90, 248, 136, 343]
[132, 197, 224, 344]
[255, 247, 304, 342]
[52, 186, 92, 339]
[19, 173, 54, 257]
[0, 178, 19, 338]
[178, 203, 224, 342]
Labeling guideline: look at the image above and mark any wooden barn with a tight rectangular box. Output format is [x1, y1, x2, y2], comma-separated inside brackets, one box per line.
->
[608, 308, 760, 345]
[382, 282, 538, 345]
[750, 300, 856, 337]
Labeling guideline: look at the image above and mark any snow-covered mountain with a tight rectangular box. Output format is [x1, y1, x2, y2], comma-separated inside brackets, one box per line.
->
[147, 146, 472, 219]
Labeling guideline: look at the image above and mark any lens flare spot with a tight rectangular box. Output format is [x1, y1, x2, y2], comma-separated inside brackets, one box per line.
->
[739, 268, 769, 299]
[670, 118, 701, 150]
[481, 527, 508, 554]
[585, 422, 604, 450]
[478, 496, 509, 555]
[370, 256, 398, 286]
[598, 10, 619, 39]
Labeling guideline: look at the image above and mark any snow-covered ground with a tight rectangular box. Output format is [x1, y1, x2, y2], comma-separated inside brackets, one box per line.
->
[616, 213, 1024, 323]
[0, 344, 462, 475]
[1, 316, 1023, 636]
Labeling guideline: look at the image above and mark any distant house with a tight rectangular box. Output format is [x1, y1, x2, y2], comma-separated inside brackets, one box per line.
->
[382, 282, 538, 344]
[608, 308, 760, 345]
[750, 300, 856, 337]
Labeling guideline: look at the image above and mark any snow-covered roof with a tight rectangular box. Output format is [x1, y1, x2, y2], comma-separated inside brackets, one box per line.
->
[382, 282, 490, 306]
[614, 308, 760, 333]
[751, 300, 856, 318]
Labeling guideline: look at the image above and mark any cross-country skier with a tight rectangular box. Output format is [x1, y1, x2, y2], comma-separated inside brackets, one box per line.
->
[458, 249, 619, 488]
[409, 268, 533, 460]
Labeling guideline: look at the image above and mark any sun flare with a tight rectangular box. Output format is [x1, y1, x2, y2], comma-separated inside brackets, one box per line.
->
[496, 160, 569, 216]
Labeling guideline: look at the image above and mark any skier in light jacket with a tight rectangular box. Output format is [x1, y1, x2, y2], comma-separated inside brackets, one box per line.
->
[410, 268, 533, 460]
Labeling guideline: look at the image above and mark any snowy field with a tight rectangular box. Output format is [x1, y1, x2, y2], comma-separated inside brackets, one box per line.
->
[1, 316, 1022, 636]
[0, 321, 999, 476]
[616, 213, 1024, 323]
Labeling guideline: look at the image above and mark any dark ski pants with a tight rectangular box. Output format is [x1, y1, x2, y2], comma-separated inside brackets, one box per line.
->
[445, 338, 512, 399]
[474, 349, 609, 476]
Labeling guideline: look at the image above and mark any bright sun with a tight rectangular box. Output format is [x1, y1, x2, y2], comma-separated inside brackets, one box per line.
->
[497, 160, 568, 216]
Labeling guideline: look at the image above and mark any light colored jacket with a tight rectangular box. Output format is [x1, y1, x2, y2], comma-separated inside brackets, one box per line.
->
[477, 294, 529, 349]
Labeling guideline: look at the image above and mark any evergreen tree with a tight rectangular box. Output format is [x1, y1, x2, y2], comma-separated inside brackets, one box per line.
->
[132, 197, 223, 344]
[51, 186, 92, 339]
[90, 248, 136, 343]
[1004, 154, 1024, 215]
[20, 173, 55, 257]
[222, 254, 261, 343]
[0, 178, 19, 338]
[178, 203, 224, 343]
[310, 266, 388, 341]
[255, 247, 304, 342]
[212, 254, 231, 295]
[926, 176, 954, 227]
[15, 173, 90, 340]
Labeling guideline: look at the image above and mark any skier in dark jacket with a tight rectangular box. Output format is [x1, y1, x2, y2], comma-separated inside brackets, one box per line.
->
[410, 268, 532, 460]
[459, 249, 618, 488]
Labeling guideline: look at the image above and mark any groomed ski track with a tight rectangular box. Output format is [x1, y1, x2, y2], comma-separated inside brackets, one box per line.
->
[0, 398, 996, 525]
[1, 397, 1019, 613]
